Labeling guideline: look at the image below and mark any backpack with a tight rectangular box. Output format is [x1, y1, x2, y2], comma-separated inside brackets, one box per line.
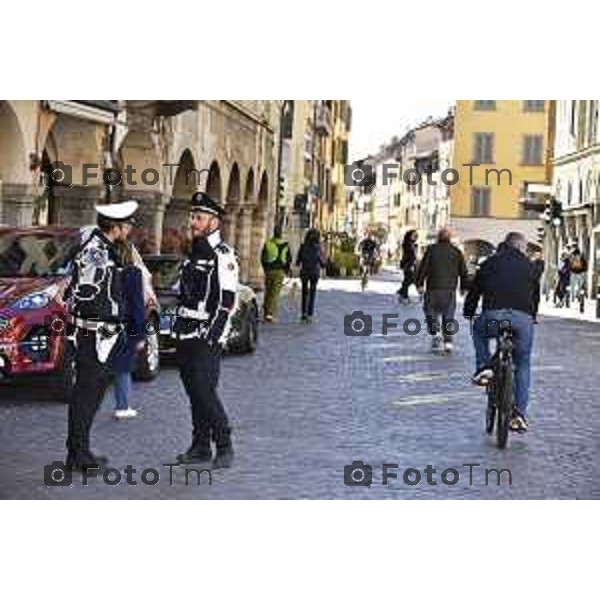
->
[262, 239, 290, 271]
[570, 255, 584, 272]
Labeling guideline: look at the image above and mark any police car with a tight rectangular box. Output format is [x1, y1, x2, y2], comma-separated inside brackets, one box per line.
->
[143, 254, 259, 355]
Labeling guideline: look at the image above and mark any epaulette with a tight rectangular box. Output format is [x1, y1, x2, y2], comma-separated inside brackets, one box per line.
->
[215, 242, 233, 255]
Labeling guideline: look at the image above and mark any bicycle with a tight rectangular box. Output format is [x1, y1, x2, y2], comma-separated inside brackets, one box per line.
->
[485, 322, 514, 449]
[360, 255, 375, 291]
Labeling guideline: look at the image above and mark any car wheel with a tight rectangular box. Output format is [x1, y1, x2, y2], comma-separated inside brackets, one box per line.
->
[133, 319, 160, 381]
[228, 303, 258, 354]
[244, 304, 258, 353]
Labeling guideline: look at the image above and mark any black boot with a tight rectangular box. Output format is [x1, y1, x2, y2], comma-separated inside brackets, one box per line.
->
[66, 450, 108, 472]
[212, 444, 234, 469]
[176, 431, 212, 465]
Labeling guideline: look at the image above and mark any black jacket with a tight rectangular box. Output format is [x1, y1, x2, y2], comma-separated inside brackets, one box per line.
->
[400, 239, 417, 270]
[296, 242, 325, 278]
[416, 241, 468, 292]
[463, 246, 542, 318]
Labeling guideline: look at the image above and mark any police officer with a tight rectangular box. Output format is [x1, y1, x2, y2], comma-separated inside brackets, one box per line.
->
[173, 192, 239, 469]
[64, 200, 138, 471]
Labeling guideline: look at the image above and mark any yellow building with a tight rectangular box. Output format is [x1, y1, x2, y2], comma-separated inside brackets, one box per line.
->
[450, 100, 554, 255]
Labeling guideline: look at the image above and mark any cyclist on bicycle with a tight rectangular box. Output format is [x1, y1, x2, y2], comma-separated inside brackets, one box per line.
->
[358, 235, 379, 274]
[463, 232, 542, 433]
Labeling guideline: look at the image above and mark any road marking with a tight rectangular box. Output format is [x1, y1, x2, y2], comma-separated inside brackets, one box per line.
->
[393, 391, 482, 406]
[531, 365, 565, 372]
[368, 342, 410, 349]
[383, 355, 437, 363]
[395, 372, 453, 383]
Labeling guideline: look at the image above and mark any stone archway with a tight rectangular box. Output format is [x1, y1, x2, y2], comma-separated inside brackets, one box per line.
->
[206, 160, 222, 202]
[118, 129, 164, 253]
[249, 171, 270, 288]
[234, 168, 255, 282]
[222, 163, 241, 246]
[39, 113, 106, 227]
[463, 239, 495, 264]
[162, 149, 197, 254]
[0, 101, 32, 226]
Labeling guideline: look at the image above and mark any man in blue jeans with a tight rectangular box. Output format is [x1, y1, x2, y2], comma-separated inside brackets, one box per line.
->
[464, 232, 542, 433]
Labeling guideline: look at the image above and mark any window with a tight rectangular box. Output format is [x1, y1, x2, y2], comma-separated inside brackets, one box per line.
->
[523, 100, 545, 112]
[471, 188, 491, 216]
[570, 101, 577, 136]
[474, 100, 496, 110]
[588, 101, 598, 145]
[522, 135, 544, 165]
[473, 133, 494, 163]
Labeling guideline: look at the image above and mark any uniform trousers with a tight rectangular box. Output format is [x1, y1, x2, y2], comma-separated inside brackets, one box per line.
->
[176, 337, 231, 449]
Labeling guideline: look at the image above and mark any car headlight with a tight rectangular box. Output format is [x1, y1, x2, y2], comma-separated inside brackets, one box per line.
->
[13, 285, 59, 310]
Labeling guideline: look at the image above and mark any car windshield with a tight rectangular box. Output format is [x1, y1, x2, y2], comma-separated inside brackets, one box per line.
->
[0, 232, 78, 278]
[144, 257, 183, 290]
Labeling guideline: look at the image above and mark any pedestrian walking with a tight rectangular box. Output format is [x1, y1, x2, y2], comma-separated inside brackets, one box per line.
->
[261, 225, 291, 322]
[415, 228, 469, 353]
[63, 200, 138, 470]
[527, 243, 544, 321]
[554, 252, 571, 307]
[111, 240, 146, 419]
[397, 229, 419, 303]
[172, 192, 238, 469]
[296, 228, 325, 322]
[569, 246, 587, 304]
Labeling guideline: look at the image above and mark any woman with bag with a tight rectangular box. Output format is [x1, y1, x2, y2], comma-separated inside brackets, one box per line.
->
[112, 241, 147, 419]
[296, 228, 326, 323]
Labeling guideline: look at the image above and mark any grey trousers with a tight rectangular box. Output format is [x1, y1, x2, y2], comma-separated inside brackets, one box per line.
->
[423, 290, 457, 342]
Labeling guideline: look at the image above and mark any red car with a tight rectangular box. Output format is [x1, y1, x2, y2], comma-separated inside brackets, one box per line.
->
[0, 227, 161, 399]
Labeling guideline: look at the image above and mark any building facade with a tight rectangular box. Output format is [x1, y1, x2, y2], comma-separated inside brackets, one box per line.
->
[349, 114, 453, 260]
[0, 100, 280, 287]
[278, 100, 352, 255]
[552, 100, 600, 299]
[450, 100, 555, 259]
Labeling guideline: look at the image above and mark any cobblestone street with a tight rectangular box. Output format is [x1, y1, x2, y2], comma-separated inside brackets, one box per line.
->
[1, 272, 598, 499]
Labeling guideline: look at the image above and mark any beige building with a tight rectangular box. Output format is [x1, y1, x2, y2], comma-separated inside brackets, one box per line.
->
[552, 100, 600, 299]
[278, 100, 352, 254]
[0, 100, 280, 287]
[349, 114, 453, 260]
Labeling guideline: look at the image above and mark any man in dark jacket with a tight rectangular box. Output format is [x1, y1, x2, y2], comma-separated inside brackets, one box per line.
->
[416, 228, 468, 353]
[463, 232, 542, 433]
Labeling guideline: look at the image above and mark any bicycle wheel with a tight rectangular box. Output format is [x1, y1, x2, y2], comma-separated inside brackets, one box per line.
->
[485, 382, 496, 434]
[496, 359, 514, 449]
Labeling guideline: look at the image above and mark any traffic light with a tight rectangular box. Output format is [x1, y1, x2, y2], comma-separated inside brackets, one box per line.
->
[279, 176, 286, 204]
[550, 199, 563, 225]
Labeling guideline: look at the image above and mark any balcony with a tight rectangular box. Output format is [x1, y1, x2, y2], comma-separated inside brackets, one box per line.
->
[45, 100, 121, 124]
[315, 102, 332, 136]
[125, 100, 196, 119]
